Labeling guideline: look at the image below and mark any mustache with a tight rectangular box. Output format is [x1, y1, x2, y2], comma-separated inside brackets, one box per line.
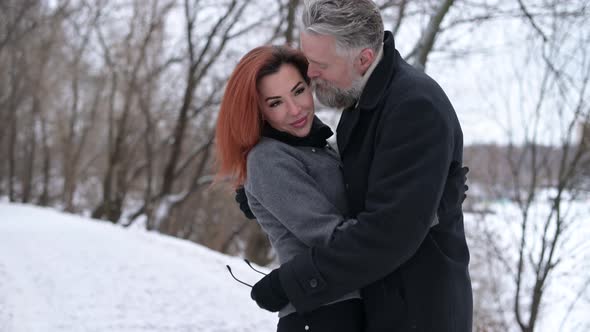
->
[309, 77, 364, 109]
[311, 79, 337, 91]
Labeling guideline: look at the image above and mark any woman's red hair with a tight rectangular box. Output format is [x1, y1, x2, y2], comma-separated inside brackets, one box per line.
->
[215, 45, 309, 186]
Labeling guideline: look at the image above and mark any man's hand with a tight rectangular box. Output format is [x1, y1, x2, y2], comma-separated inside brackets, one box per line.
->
[458, 166, 469, 202]
[250, 269, 289, 312]
[439, 163, 469, 214]
[235, 186, 256, 219]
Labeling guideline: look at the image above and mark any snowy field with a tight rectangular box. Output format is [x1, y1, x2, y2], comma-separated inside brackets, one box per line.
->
[1, 201, 588, 332]
[465, 193, 590, 332]
[0, 203, 276, 332]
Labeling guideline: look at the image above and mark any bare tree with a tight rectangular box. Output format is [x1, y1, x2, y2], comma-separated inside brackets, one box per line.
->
[0, 0, 40, 55]
[284, 0, 301, 45]
[124, 0, 266, 232]
[0, 2, 40, 201]
[53, 3, 103, 211]
[407, 0, 456, 69]
[474, 2, 590, 330]
[91, 0, 174, 222]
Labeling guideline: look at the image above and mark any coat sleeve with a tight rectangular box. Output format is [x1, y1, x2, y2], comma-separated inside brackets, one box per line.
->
[279, 98, 455, 312]
[245, 144, 357, 249]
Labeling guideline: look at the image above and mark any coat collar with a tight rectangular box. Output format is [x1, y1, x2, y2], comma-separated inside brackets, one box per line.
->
[357, 31, 399, 111]
[262, 116, 333, 148]
[336, 31, 400, 154]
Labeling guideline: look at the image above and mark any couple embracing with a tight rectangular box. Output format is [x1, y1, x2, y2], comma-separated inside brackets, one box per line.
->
[215, 1, 472, 331]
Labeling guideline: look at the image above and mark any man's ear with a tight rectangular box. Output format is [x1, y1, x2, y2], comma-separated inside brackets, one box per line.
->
[357, 48, 376, 74]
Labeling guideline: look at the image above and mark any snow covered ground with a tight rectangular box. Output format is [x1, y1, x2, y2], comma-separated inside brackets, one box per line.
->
[1, 201, 588, 332]
[464, 194, 590, 332]
[0, 203, 276, 332]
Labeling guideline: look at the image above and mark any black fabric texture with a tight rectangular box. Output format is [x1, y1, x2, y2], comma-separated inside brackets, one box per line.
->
[262, 116, 333, 148]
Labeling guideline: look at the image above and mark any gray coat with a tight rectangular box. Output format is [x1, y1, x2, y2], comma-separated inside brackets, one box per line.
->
[245, 135, 360, 318]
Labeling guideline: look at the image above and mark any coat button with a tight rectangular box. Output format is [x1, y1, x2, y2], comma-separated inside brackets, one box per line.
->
[305, 325, 310, 330]
[345, 184, 349, 189]
[311, 148, 316, 152]
[309, 278, 318, 288]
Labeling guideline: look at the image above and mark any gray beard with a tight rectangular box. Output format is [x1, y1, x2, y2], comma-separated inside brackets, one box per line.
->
[312, 77, 364, 109]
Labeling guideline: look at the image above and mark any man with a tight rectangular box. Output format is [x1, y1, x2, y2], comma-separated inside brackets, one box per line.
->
[243, 0, 472, 331]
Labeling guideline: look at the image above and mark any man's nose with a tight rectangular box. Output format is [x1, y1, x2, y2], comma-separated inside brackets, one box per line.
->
[307, 64, 320, 79]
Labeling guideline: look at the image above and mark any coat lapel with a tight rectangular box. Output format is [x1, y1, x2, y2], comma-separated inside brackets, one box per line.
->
[336, 105, 361, 155]
[336, 31, 399, 155]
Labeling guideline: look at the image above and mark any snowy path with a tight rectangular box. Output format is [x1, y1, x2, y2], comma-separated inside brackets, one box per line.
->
[0, 203, 276, 332]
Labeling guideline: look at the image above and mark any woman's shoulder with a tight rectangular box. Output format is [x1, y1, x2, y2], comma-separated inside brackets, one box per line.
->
[246, 138, 306, 186]
[247, 137, 300, 165]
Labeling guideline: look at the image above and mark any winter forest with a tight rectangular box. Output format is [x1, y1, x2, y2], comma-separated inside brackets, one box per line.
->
[1, 0, 589, 331]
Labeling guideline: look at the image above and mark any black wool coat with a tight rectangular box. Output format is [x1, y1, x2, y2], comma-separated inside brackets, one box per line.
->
[279, 31, 473, 332]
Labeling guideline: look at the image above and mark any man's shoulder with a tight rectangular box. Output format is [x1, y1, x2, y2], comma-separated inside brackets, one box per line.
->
[390, 61, 446, 101]
[380, 59, 454, 118]
[374, 62, 458, 137]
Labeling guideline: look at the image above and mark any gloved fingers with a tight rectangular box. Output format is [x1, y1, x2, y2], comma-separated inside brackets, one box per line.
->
[461, 166, 469, 176]
[235, 186, 247, 203]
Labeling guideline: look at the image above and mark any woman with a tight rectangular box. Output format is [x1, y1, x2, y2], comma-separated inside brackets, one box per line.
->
[215, 45, 363, 332]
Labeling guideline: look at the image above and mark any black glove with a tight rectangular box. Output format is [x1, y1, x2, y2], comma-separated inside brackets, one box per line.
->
[235, 186, 256, 219]
[439, 163, 469, 213]
[458, 166, 469, 202]
[250, 268, 289, 312]
[437, 162, 469, 216]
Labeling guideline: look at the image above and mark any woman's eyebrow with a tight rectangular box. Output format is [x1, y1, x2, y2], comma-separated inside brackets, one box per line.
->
[264, 81, 304, 102]
[291, 81, 303, 92]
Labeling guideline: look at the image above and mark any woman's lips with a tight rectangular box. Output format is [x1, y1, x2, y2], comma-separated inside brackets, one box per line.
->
[291, 115, 308, 128]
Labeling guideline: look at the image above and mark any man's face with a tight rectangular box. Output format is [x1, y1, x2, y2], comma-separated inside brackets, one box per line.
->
[300, 32, 363, 108]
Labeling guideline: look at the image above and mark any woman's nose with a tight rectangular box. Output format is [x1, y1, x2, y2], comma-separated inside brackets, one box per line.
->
[285, 98, 302, 115]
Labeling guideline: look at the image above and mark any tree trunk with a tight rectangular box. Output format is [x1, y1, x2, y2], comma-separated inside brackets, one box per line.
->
[411, 0, 455, 70]
[284, 0, 300, 45]
[21, 106, 36, 203]
[38, 110, 51, 206]
[7, 50, 19, 202]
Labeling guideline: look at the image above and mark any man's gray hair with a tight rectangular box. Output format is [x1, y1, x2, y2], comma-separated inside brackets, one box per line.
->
[302, 0, 384, 55]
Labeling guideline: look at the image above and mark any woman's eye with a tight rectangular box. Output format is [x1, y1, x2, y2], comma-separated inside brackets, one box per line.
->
[269, 100, 282, 108]
[294, 87, 305, 96]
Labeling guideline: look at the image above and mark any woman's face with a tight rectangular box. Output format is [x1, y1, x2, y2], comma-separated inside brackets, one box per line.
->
[258, 64, 315, 137]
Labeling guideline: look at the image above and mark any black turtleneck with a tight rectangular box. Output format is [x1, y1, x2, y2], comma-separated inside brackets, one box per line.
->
[262, 116, 333, 148]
